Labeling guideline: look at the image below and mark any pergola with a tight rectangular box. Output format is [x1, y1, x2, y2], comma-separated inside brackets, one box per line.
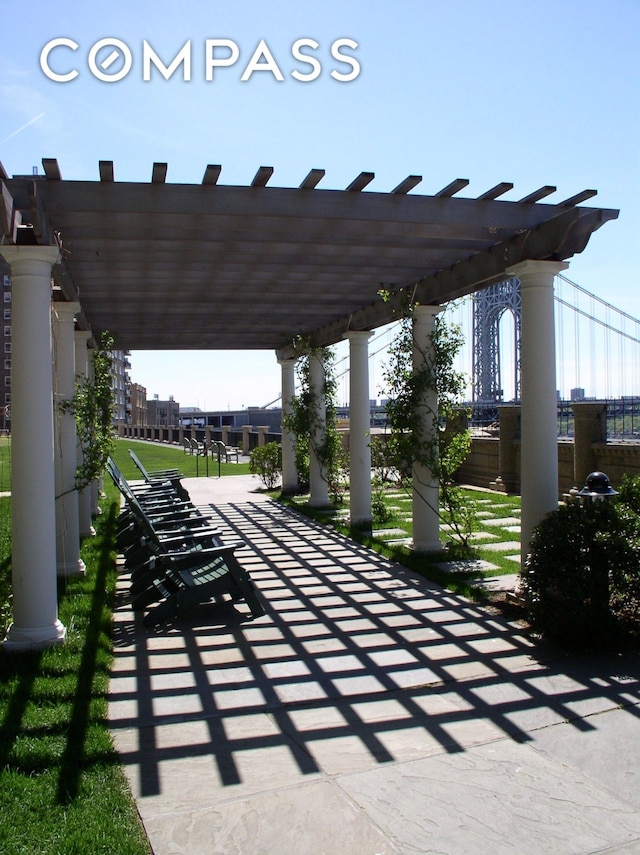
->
[0, 159, 618, 649]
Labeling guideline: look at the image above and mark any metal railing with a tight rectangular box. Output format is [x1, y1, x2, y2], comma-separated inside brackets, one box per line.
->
[469, 398, 640, 440]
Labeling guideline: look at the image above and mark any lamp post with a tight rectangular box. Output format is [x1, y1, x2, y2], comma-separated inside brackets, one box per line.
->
[577, 471, 618, 506]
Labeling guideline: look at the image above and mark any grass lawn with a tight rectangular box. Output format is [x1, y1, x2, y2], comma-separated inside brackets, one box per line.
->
[0, 479, 151, 854]
[111, 437, 251, 480]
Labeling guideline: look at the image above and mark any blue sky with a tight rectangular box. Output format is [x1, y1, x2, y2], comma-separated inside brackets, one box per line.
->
[1, 0, 638, 408]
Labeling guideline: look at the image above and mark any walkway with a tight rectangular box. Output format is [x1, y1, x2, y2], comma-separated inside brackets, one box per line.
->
[108, 475, 640, 855]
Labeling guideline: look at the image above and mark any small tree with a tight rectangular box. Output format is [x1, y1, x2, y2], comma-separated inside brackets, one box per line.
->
[380, 302, 474, 547]
[249, 442, 282, 490]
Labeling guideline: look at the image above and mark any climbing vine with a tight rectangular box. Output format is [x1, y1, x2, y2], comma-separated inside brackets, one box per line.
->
[283, 343, 348, 502]
[380, 298, 475, 547]
[61, 332, 116, 490]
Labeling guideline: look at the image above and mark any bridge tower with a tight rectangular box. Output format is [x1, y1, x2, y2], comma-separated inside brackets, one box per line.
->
[472, 278, 522, 403]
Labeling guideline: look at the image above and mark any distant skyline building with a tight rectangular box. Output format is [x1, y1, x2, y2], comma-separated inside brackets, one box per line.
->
[147, 395, 180, 428]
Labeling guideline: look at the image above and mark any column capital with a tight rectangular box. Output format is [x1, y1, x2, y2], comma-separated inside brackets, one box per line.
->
[0, 244, 60, 271]
[506, 259, 569, 282]
[53, 301, 81, 320]
[344, 330, 373, 343]
[74, 329, 92, 343]
[413, 303, 444, 319]
[277, 356, 297, 367]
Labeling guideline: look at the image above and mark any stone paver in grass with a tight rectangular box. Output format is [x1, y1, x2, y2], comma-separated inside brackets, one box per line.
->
[435, 558, 499, 575]
[372, 528, 411, 540]
[478, 541, 521, 553]
[504, 525, 522, 534]
[316, 508, 350, 519]
[468, 531, 499, 542]
[385, 537, 413, 547]
[470, 573, 519, 592]
[483, 516, 521, 527]
[504, 554, 522, 564]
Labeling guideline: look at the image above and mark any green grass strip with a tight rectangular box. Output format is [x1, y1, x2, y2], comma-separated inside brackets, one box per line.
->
[0, 484, 150, 855]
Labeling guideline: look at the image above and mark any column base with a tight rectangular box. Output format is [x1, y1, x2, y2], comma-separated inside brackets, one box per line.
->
[350, 518, 373, 537]
[308, 498, 332, 509]
[56, 558, 87, 577]
[412, 538, 443, 553]
[80, 525, 97, 538]
[3, 619, 67, 651]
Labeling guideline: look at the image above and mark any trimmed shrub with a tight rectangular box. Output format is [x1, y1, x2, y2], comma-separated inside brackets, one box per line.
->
[523, 481, 640, 650]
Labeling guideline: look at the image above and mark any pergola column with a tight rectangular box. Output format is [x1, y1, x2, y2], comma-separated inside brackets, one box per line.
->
[412, 304, 444, 552]
[278, 357, 298, 493]
[53, 302, 85, 576]
[345, 331, 373, 529]
[74, 331, 95, 537]
[507, 259, 569, 563]
[0, 245, 66, 650]
[308, 350, 330, 508]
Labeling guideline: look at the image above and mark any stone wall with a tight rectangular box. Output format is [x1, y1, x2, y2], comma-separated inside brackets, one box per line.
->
[456, 402, 640, 495]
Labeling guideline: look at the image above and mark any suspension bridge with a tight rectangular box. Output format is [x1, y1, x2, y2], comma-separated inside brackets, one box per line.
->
[326, 274, 640, 433]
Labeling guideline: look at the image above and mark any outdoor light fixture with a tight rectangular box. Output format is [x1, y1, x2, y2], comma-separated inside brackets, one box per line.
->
[577, 471, 618, 503]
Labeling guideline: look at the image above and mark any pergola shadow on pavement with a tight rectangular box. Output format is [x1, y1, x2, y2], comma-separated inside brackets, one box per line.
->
[0, 161, 621, 649]
[108, 482, 640, 855]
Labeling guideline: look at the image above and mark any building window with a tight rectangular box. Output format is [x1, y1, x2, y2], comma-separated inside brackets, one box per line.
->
[3, 326, 10, 337]
[4, 359, 10, 370]
[3, 292, 10, 303]
[4, 343, 10, 353]
[4, 377, 9, 386]
[3, 275, 10, 288]
[4, 393, 10, 404]
[3, 309, 10, 320]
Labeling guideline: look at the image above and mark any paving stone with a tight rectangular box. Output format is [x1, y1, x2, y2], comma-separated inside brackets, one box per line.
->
[340, 739, 640, 855]
[470, 574, 519, 592]
[479, 540, 522, 553]
[435, 558, 499, 575]
[372, 528, 409, 539]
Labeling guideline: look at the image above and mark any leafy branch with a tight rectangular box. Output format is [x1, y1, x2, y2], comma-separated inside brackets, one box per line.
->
[282, 343, 348, 502]
[60, 332, 116, 490]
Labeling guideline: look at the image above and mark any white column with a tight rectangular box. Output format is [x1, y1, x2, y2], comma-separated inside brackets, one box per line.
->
[0, 246, 66, 650]
[52, 302, 85, 576]
[412, 304, 444, 552]
[278, 357, 298, 493]
[308, 350, 330, 507]
[345, 331, 373, 528]
[507, 259, 569, 563]
[74, 331, 95, 537]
